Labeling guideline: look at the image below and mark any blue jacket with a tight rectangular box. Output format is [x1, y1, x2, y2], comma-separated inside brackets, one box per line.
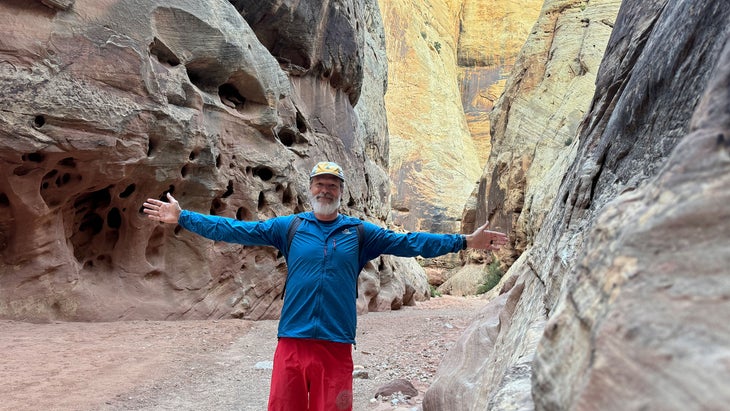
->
[178, 210, 465, 344]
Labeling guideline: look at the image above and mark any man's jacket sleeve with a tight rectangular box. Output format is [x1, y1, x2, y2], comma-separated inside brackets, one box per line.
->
[360, 221, 464, 262]
[177, 210, 290, 249]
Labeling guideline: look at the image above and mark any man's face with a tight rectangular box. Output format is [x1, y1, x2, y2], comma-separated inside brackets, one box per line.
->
[309, 175, 342, 215]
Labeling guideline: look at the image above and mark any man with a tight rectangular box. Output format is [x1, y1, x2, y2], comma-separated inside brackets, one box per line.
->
[143, 161, 509, 411]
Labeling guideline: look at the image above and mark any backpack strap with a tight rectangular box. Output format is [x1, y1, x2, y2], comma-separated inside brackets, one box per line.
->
[281, 215, 303, 299]
[355, 222, 365, 266]
[285, 215, 303, 258]
[354, 222, 365, 299]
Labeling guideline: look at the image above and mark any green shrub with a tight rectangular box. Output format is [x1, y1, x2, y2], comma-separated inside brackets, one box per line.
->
[430, 285, 442, 297]
[476, 260, 504, 295]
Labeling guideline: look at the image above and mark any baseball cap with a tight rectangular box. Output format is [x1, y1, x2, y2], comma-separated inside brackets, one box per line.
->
[310, 161, 345, 181]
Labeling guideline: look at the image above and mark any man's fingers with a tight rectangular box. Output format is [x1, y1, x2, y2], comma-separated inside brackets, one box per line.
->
[483, 229, 507, 239]
[484, 228, 509, 250]
[145, 196, 176, 206]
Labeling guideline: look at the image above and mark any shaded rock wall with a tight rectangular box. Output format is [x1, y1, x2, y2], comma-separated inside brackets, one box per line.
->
[229, 0, 364, 107]
[0, 0, 429, 322]
[426, 0, 730, 409]
[532, 2, 730, 408]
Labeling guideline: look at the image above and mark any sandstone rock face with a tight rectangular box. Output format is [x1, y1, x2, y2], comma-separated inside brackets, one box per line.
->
[0, 0, 428, 322]
[426, 0, 730, 409]
[458, 0, 543, 165]
[381, 0, 541, 234]
[229, 0, 365, 107]
[532, 3, 730, 409]
[445, 0, 619, 296]
[475, 0, 621, 262]
[379, 0, 481, 233]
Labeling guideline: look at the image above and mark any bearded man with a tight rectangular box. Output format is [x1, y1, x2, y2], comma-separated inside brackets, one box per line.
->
[142, 161, 508, 411]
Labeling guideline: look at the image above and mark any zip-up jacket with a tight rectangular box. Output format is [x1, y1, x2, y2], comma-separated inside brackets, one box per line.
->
[178, 210, 465, 344]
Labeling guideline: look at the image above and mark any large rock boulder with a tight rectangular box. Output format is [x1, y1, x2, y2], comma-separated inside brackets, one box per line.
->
[425, 0, 730, 409]
[0, 0, 428, 322]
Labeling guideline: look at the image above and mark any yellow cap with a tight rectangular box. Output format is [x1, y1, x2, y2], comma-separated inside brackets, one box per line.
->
[310, 161, 345, 181]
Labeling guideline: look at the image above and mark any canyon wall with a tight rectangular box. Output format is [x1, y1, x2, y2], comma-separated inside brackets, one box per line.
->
[442, 0, 620, 296]
[458, 0, 543, 166]
[4, 3, 727, 409]
[425, 0, 730, 409]
[0, 0, 429, 322]
[380, 0, 541, 233]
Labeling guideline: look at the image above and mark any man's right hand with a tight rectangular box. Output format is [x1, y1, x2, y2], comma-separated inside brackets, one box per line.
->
[465, 220, 509, 251]
[143, 193, 181, 224]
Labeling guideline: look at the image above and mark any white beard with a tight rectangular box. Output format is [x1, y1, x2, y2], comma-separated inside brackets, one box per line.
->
[309, 192, 341, 215]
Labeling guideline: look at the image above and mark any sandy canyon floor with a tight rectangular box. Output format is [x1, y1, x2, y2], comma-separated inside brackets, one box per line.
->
[1, 295, 486, 411]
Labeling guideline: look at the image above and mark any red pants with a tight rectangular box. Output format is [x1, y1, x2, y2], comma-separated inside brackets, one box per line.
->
[268, 337, 353, 411]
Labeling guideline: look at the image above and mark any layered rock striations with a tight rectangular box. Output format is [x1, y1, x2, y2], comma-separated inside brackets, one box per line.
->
[475, 0, 621, 263]
[425, 0, 730, 409]
[531, 3, 730, 408]
[0, 0, 428, 322]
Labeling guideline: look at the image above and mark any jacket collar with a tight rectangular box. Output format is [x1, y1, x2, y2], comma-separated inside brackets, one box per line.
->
[299, 212, 360, 227]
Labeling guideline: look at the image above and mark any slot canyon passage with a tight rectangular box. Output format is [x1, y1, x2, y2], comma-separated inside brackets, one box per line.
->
[1, 0, 729, 411]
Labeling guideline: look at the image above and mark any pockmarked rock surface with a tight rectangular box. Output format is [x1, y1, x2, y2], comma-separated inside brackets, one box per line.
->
[0, 0, 428, 322]
[426, 0, 730, 410]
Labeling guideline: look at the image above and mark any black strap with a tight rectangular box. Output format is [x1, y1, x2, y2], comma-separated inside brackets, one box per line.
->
[282, 216, 364, 299]
[355, 223, 364, 257]
[285, 216, 304, 258]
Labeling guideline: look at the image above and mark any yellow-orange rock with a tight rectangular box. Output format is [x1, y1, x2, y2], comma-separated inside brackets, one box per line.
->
[380, 0, 541, 233]
[458, 0, 543, 164]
